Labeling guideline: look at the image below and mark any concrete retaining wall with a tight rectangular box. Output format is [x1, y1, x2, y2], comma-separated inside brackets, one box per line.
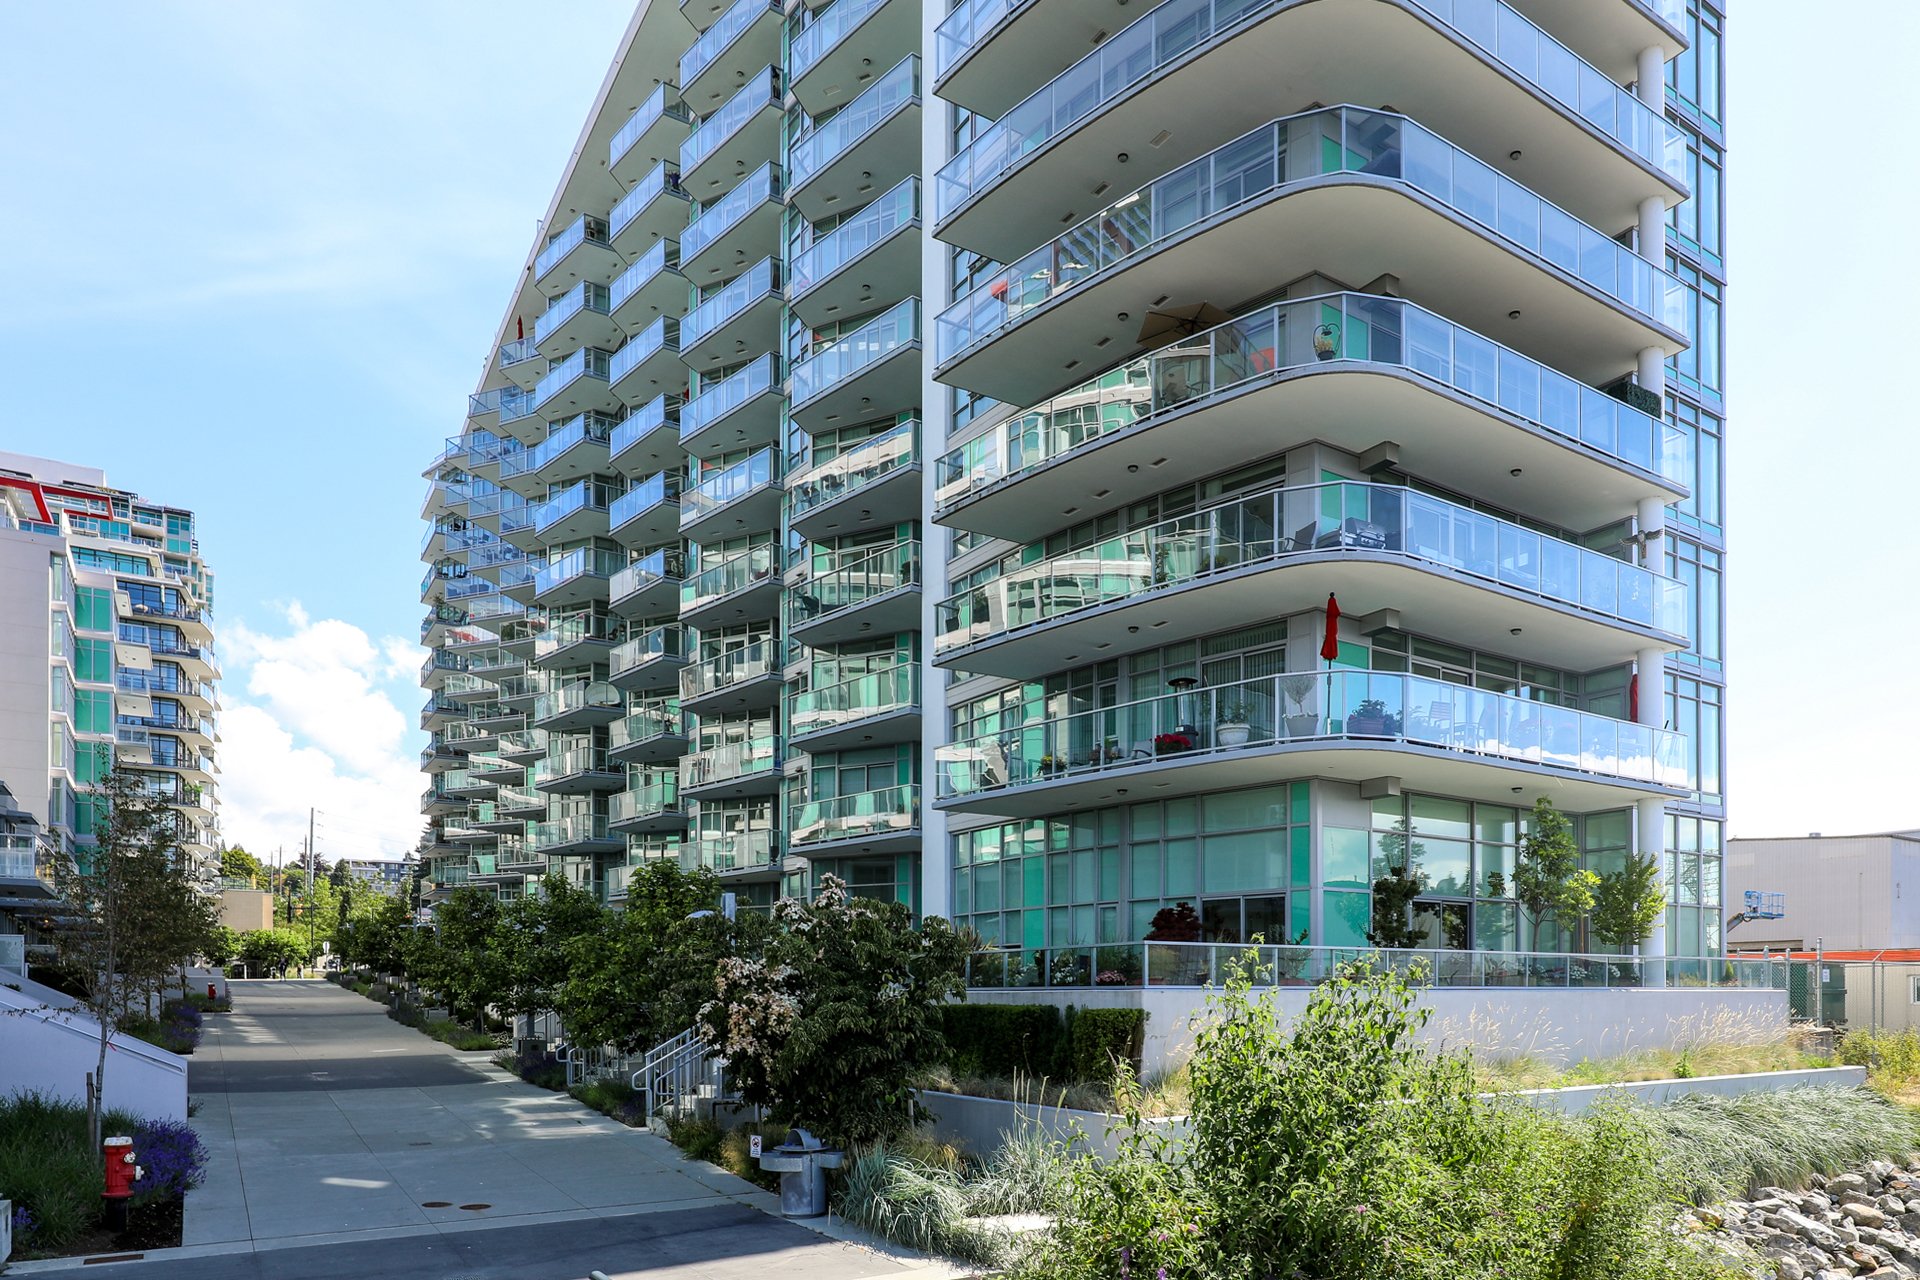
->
[0, 983, 188, 1122]
[963, 986, 1791, 1075]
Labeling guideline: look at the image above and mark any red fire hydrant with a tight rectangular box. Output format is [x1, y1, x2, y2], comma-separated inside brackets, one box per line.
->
[208, 982, 218, 1001]
[102, 1135, 143, 1230]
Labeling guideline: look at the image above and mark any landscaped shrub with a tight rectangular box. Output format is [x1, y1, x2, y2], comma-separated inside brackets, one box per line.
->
[835, 1130, 1068, 1266]
[0, 1093, 142, 1255]
[1641, 1085, 1920, 1202]
[157, 1000, 203, 1054]
[1065, 1008, 1144, 1086]
[940, 1004, 1069, 1080]
[494, 1045, 566, 1090]
[1839, 1027, 1920, 1082]
[569, 1079, 647, 1127]
[130, 1117, 208, 1203]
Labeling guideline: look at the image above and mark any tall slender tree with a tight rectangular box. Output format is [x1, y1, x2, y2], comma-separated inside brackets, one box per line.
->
[1512, 797, 1599, 952]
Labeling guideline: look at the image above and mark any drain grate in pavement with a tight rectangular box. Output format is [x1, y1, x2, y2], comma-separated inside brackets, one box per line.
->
[422, 1201, 453, 1208]
[83, 1254, 145, 1265]
[409, 1141, 433, 1146]
[458, 1203, 491, 1211]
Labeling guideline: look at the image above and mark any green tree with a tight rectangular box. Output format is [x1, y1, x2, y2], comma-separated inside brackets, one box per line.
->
[336, 893, 416, 975]
[412, 887, 504, 1027]
[221, 845, 265, 887]
[1513, 797, 1599, 953]
[553, 861, 731, 1053]
[203, 925, 240, 968]
[238, 928, 307, 976]
[1589, 852, 1666, 953]
[696, 877, 968, 1147]
[493, 875, 605, 1025]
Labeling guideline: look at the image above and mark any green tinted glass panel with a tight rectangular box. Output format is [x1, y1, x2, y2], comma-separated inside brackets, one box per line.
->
[1289, 781, 1309, 825]
[1323, 827, 1369, 890]
[1290, 825, 1310, 890]
[1323, 890, 1370, 947]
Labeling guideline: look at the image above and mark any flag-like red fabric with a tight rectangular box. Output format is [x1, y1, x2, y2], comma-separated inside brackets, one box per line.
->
[1629, 672, 1639, 722]
[1320, 593, 1341, 661]
[517, 316, 525, 340]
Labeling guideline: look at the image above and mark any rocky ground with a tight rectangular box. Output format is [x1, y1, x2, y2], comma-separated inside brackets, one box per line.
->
[1693, 1162, 1920, 1278]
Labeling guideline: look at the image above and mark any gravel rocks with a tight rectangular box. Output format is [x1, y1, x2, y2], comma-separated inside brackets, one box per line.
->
[1695, 1162, 1920, 1278]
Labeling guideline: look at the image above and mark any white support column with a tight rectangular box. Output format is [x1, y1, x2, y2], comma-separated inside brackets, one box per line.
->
[1638, 195, 1667, 265]
[1636, 47, 1667, 109]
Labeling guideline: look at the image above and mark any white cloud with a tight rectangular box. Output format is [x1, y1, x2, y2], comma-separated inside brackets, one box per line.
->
[215, 604, 423, 863]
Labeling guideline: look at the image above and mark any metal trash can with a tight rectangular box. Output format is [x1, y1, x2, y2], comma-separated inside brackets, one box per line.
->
[757, 1128, 844, 1217]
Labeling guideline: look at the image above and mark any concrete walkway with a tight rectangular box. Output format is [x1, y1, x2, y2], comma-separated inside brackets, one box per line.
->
[8, 979, 950, 1278]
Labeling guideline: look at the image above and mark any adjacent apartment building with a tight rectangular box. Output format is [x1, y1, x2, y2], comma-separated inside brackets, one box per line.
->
[418, 0, 1729, 968]
[0, 451, 221, 960]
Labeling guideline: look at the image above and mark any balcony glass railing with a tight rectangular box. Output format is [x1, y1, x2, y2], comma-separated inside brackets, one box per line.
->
[935, 292, 1684, 507]
[791, 0, 891, 79]
[498, 670, 551, 703]
[500, 414, 617, 484]
[611, 395, 681, 457]
[794, 539, 919, 624]
[536, 281, 612, 347]
[681, 638, 778, 699]
[469, 387, 507, 419]
[682, 735, 781, 788]
[534, 549, 625, 598]
[611, 162, 687, 241]
[535, 748, 619, 785]
[535, 215, 611, 282]
[499, 337, 542, 376]
[939, 107, 1688, 363]
[499, 728, 549, 756]
[789, 421, 916, 517]
[788, 57, 918, 188]
[681, 69, 781, 174]
[533, 678, 622, 722]
[936, 481, 1685, 648]
[682, 544, 778, 613]
[533, 348, 613, 412]
[611, 548, 689, 604]
[611, 775, 683, 825]
[611, 699, 684, 749]
[612, 624, 687, 676]
[610, 470, 681, 528]
[0, 847, 57, 885]
[790, 298, 918, 407]
[681, 163, 782, 263]
[499, 385, 539, 427]
[610, 239, 680, 313]
[684, 448, 778, 522]
[611, 84, 693, 171]
[533, 815, 615, 850]
[937, 668, 1689, 798]
[790, 783, 920, 846]
[609, 316, 678, 384]
[789, 178, 918, 299]
[682, 0, 779, 86]
[682, 258, 781, 348]
[531, 479, 617, 535]
[532, 612, 621, 660]
[789, 663, 918, 738]
[680, 354, 778, 440]
[497, 784, 543, 813]
[683, 828, 776, 874]
[936, 0, 1682, 215]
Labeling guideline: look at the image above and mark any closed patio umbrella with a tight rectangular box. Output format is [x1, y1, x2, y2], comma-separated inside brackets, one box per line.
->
[1320, 593, 1342, 662]
[1136, 302, 1233, 350]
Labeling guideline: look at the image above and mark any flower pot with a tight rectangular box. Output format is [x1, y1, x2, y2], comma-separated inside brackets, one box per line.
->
[1347, 715, 1386, 735]
[1284, 714, 1319, 739]
[1217, 723, 1251, 747]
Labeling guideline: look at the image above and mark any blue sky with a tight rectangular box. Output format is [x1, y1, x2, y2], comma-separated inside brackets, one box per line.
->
[0, 3, 1911, 859]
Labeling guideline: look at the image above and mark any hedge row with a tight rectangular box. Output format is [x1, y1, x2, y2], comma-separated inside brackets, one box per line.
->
[940, 1003, 1146, 1084]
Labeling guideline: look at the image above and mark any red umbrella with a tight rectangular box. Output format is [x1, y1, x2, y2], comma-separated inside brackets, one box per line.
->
[1320, 593, 1341, 661]
[1629, 671, 1639, 722]
[516, 316, 525, 340]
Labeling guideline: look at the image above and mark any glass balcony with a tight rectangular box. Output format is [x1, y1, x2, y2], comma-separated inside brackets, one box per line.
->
[532, 347, 614, 416]
[611, 624, 687, 686]
[789, 177, 918, 306]
[498, 337, 543, 383]
[788, 663, 918, 742]
[937, 481, 1686, 651]
[531, 479, 617, 538]
[609, 239, 683, 328]
[790, 539, 920, 644]
[531, 612, 621, 664]
[791, 0, 891, 81]
[532, 814, 618, 851]
[610, 775, 685, 829]
[610, 699, 686, 754]
[680, 638, 779, 702]
[789, 297, 919, 418]
[936, 0, 1682, 220]
[682, 544, 779, 617]
[534, 747, 621, 786]
[535, 281, 612, 348]
[680, 353, 783, 454]
[790, 784, 920, 849]
[499, 728, 549, 760]
[610, 84, 694, 178]
[497, 784, 544, 815]
[787, 56, 919, 195]
[680, 69, 781, 181]
[936, 292, 1685, 516]
[499, 413, 616, 487]
[498, 385, 540, 434]
[609, 470, 682, 540]
[533, 678, 622, 722]
[532, 548, 625, 606]
[608, 315, 680, 402]
[938, 107, 1688, 369]
[468, 386, 507, 421]
[788, 421, 917, 523]
[610, 548, 688, 617]
[683, 828, 777, 875]
[935, 669, 1690, 800]
[681, 0, 781, 92]
[680, 257, 782, 354]
[609, 395, 681, 472]
[680, 163, 783, 274]
[534, 215, 612, 288]
[683, 447, 778, 527]
[610, 162, 689, 252]
[681, 735, 781, 790]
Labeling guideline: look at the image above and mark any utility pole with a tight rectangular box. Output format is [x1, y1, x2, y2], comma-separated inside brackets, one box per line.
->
[306, 808, 317, 971]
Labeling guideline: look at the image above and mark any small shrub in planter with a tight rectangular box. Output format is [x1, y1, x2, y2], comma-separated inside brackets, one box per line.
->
[1066, 1008, 1146, 1085]
[156, 1001, 204, 1055]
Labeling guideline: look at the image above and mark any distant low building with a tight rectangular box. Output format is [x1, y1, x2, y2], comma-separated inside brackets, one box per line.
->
[1725, 830, 1920, 952]
[339, 859, 409, 892]
[219, 888, 272, 933]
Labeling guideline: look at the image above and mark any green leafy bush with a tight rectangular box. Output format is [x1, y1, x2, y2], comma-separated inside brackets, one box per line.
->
[1066, 1009, 1145, 1085]
[0, 1093, 142, 1254]
[940, 1004, 1069, 1080]
[1839, 1027, 1920, 1082]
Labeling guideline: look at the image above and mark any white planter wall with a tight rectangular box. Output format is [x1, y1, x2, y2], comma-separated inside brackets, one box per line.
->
[0, 984, 188, 1123]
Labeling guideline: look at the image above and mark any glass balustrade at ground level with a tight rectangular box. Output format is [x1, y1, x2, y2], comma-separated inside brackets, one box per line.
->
[681, 735, 781, 787]
[789, 422, 916, 517]
[682, 638, 778, 697]
[684, 448, 777, 521]
[788, 177, 918, 297]
[935, 293, 1683, 509]
[934, 668, 1689, 799]
[937, 107, 1688, 364]
[788, 663, 919, 737]
[935, 480, 1685, 646]
[791, 539, 919, 624]
[612, 85, 692, 171]
[681, 544, 778, 612]
[790, 298, 918, 406]
[787, 57, 918, 188]
[935, 0, 1682, 214]
[961, 942, 1780, 991]
[789, 783, 920, 846]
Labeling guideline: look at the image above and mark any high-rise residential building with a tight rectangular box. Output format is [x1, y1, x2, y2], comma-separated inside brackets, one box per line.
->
[0, 451, 222, 953]
[418, 0, 1727, 971]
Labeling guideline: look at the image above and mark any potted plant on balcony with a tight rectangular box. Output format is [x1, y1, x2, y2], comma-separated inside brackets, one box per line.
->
[1153, 731, 1196, 756]
[1347, 698, 1389, 735]
[1280, 674, 1320, 738]
[1215, 699, 1254, 748]
[1312, 322, 1341, 361]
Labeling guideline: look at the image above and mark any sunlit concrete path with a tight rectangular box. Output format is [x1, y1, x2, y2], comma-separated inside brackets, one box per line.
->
[10, 979, 943, 1278]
